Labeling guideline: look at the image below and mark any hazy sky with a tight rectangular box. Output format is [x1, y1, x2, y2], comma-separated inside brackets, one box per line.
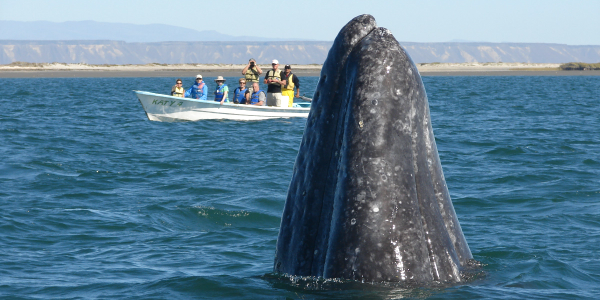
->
[1, 0, 599, 45]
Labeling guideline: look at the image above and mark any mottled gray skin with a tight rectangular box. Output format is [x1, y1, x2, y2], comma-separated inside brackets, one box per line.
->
[274, 14, 473, 284]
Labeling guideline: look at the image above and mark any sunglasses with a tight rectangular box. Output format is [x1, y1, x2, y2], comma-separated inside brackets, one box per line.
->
[239, 82, 246, 84]
[196, 78, 202, 80]
[176, 82, 182, 84]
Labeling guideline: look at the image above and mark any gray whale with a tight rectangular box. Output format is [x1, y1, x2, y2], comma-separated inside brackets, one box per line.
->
[274, 14, 473, 284]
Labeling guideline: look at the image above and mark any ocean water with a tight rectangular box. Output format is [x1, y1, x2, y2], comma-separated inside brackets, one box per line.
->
[1, 75, 599, 299]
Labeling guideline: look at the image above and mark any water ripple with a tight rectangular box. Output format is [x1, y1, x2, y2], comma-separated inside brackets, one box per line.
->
[1, 76, 599, 299]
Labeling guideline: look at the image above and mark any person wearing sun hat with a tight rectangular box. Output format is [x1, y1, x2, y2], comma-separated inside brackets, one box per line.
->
[263, 59, 284, 106]
[213, 76, 229, 104]
[185, 74, 207, 100]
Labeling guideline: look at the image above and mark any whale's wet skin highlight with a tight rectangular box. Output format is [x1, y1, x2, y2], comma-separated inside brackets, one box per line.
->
[1, 75, 599, 299]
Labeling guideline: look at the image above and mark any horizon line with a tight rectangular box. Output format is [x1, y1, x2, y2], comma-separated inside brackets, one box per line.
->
[1, 39, 600, 46]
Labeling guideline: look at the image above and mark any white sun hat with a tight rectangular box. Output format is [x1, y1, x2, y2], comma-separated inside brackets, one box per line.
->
[214, 76, 226, 81]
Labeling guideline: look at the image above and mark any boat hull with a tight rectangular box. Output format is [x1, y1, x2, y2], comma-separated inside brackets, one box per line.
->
[135, 91, 310, 122]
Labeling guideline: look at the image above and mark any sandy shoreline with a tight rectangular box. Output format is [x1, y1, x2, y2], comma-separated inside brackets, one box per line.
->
[1, 62, 599, 78]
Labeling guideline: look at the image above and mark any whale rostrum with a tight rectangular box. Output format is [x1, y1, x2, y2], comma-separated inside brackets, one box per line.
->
[274, 14, 473, 284]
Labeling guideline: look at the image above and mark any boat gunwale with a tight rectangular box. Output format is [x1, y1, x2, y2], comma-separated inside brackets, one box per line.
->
[134, 90, 311, 112]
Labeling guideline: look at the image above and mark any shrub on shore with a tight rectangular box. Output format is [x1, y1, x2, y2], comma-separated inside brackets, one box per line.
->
[559, 62, 600, 70]
[8, 61, 45, 67]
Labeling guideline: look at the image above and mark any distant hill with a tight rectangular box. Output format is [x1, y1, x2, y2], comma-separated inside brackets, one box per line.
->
[1, 40, 600, 65]
[0, 40, 331, 65]
[0, 20, 298, 42]
[402, 42, 600, 64]
[1, 21, 599, 64]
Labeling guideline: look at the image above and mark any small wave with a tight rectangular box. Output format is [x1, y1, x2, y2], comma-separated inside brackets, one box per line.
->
[138, 203, 280, 234]
[485, 146, 527, 155]
[559, 145, 577, 152]
[545, 159, 568, 166]
[60, 191, 117, 199]
[263, 271, 484, 298]
[491, 174, 554, 185]
[462, 140, 498, 147]
[192, 205, 280, 227]
[0, 163, 39, 179]
[138, 275, 258, 298]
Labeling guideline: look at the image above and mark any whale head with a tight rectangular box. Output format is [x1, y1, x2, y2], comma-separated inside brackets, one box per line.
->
[274, 14, 474, 284]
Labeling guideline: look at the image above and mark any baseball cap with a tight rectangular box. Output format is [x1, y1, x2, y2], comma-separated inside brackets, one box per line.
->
[196, 74, 203, 79]
[272, 59, 279, 64]
[284, 65, 291, 69]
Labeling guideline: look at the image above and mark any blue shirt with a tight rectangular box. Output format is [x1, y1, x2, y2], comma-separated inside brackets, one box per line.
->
[185, 81, 208, 100]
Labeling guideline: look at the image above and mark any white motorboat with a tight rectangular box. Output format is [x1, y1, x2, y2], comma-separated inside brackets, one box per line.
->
[134, 91, 310, 122]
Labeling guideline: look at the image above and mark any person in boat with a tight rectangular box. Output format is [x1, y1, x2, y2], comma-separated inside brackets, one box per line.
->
[233, 78, 248, 104]
[214, 76, 229, 104]
[171, 78, 184, 98]
[242, 58, 262, 95]
[280, 65, 300, 107]
[185, 74, 208, 100]
[263, 59, 285, 106]
[247, 82, 266, 106]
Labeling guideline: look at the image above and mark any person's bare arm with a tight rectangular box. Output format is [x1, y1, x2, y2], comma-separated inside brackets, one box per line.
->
[244, 92, 250, 104]
[242, 63, 250, 75]
[220, 91, 228, 105]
